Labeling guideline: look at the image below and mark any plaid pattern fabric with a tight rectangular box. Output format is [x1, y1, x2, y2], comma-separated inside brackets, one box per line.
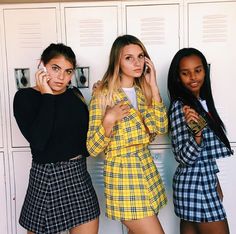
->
[169, 100, 232, 222]
[87, 87, 168, 220]
[87, 86, 168, 157]
[104, 146, 167, 220]
[19, 158, 100, 234]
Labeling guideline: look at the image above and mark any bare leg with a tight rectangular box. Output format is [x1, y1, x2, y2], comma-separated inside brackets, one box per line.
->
[122, 215, 164, 234]
[69, 218, 99, 234]
[196, 219, 229, 234]
[180, 220, 197, 234]
[27, 231, 34, 234]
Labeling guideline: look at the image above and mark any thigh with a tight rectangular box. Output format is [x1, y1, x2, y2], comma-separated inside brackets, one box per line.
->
[69, 218, 99, 234]
[196, 219, 230, 234]
[180, 219, 197, 234]
[122, 215, 164, 234]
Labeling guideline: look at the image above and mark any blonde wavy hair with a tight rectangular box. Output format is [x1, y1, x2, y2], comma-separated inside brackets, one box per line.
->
[94, 34, 153, 114]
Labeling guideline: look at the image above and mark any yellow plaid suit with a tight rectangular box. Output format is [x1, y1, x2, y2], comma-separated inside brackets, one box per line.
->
[87, 86, 168, 220]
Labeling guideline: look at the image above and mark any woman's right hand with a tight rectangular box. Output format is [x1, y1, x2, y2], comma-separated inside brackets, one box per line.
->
[35, 69, 53, 94]
[182, 105, 200, 124]
[102, 101, 130, 137]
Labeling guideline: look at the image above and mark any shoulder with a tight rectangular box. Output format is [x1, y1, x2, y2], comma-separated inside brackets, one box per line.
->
[170, 100, 183, 112]
[14, 88, 40, 103]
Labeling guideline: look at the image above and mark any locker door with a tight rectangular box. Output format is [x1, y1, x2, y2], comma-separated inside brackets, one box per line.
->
[188, 1, 236, 142]
[63, 4, 124, 234]
[0, 152, 8, 233]
[11, 151, 31, 234]
[0, 29, 4, 148]
[3, 5, 60, 148]
[188, 2, 236, 232]
[62, 4, 121, 101]
[149, 146, 179, 234]
[217, 146, 236, 233]
[125, 2, 180, 145]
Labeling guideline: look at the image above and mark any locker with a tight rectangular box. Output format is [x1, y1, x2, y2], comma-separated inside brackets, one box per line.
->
[124, 2, 181, 145]
[0, 152, 8, 234]
[0, 29, 4, 148]
[3, 5, 60, 147]
[188, 1, 236, 142]
[62, 3, 121, 102]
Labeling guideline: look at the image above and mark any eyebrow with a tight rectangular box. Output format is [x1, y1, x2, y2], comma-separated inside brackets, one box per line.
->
[51, 64, 74, 70]
[180, 65, 203, 71]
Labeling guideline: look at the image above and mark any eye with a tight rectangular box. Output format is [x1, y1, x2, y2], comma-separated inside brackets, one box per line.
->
[66, 69, 74, 75]
[195, 68, 202, 73]
[138, 54, 144, 59]
[125, 56, 134, 62]
[180, 71, 189, 76]
[52, 66, 60, 72]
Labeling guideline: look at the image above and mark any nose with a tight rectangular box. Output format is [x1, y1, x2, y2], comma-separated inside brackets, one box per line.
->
[189, 72, 196, 80]
[133, 57, 142, 66]
[57, 71, 64, 80]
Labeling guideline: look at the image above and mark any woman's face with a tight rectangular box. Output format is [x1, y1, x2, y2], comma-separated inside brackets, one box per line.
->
[45, 55, 74, 94]
[119, 44, 145, 86]
[179, 55, 205, 98]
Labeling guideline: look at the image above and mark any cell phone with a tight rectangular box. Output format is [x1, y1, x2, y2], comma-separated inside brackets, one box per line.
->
[38, 62, 47, 73]
[143, 63, 150, 75]
[187, 114, 207, 135]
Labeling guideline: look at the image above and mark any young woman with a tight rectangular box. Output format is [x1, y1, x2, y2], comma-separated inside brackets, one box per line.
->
[87, 34, 168, 234]
[13, 43, 100, 234]
[168, 48, 233, 234]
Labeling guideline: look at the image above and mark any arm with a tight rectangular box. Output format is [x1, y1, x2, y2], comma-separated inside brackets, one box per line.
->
[142, 100, 168, 134]
[13, 89, 55, 151]
[169, 101, 204, 166]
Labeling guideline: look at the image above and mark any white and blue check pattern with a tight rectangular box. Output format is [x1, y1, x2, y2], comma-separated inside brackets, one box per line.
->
[169, 100, 233, 222]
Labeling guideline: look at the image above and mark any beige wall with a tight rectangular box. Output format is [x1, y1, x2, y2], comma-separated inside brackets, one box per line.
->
[0, 0, 110, 3]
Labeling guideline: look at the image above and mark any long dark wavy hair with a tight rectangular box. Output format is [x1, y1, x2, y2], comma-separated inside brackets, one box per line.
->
[167, 47, 231, 150]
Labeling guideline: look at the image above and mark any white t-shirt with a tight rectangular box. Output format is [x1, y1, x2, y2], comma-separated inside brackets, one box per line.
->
[199, 99, 208, 112]
[122, 87, 138, 109]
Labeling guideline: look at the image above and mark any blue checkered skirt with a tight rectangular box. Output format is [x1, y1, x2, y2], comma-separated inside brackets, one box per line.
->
[19, 157, 100, 234]
[173, 160, 226, 222]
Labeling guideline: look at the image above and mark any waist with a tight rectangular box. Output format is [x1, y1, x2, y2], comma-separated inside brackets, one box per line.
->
[32, 154, 83, 165]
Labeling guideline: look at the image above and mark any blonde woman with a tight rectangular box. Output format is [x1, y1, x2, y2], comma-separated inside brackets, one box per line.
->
[87, 35, 168, 234]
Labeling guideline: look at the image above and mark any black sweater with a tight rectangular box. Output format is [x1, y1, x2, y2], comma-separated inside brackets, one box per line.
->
[13, 88, 89, 163]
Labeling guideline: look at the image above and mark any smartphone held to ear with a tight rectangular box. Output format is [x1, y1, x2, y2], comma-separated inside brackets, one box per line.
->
[38, 62, 47, 73]
[143, 63, 150, 75]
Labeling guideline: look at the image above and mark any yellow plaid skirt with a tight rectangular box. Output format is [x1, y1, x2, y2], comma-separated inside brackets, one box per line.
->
[104, 145, 167, 220]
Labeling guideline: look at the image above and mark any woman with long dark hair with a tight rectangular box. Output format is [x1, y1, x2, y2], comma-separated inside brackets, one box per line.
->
[168, 47, 233, 234]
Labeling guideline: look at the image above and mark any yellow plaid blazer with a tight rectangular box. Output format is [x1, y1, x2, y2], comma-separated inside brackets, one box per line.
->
[87, 86, 168, 157]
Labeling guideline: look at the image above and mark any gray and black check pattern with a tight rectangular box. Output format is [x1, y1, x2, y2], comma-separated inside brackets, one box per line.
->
[169, 100, 232, 222]
[19, 158, 100, 234]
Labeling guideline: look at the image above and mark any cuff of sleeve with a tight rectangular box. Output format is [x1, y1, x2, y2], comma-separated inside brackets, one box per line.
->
[152, 99, 165, 108]
[98, 125, 111, 144]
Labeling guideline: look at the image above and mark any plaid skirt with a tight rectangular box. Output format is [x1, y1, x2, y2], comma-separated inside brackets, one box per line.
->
[19, 157, 100, 234]
[104, 145, 167, 220]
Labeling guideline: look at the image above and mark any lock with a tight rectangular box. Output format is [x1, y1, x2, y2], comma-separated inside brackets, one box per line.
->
[75, 67, 89, 88]
[15, 68, 30, 90]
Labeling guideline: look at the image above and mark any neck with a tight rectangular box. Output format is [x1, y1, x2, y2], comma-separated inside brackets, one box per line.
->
[120, 77, 134, 88]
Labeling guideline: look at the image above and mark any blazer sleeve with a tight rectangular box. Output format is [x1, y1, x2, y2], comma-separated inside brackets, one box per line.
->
[86, 95, 111, 157]
[142, 100, 168, 135]
[169, 100, 204, 166]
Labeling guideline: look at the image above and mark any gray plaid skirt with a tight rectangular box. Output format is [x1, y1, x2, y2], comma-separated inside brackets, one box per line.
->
[19, 157, 100, 234]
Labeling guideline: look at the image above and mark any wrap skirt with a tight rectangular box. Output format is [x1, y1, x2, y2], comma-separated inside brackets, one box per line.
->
[19, 157, 100, 234]
[104, 145, 167, 220]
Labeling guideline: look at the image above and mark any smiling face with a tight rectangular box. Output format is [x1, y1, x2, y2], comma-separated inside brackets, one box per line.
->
[45, 55, 74, 94]
[179, 55, 205, 98]
[119, 44, 145, 87]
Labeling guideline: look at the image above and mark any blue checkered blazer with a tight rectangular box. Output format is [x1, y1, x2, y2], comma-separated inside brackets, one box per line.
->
[169, 100, 233, 222]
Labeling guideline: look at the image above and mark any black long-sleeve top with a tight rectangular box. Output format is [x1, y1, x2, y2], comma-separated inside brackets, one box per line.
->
[13, 88, 89, 163]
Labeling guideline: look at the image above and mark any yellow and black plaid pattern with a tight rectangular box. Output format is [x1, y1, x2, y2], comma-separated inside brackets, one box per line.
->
[104, 146, 167, 220]
[87, 86, 168, 220]
[87, 86, 168, 157]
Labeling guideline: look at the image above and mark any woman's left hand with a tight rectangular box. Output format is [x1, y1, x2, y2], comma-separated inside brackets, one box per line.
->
[144, 57, 157, 87]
